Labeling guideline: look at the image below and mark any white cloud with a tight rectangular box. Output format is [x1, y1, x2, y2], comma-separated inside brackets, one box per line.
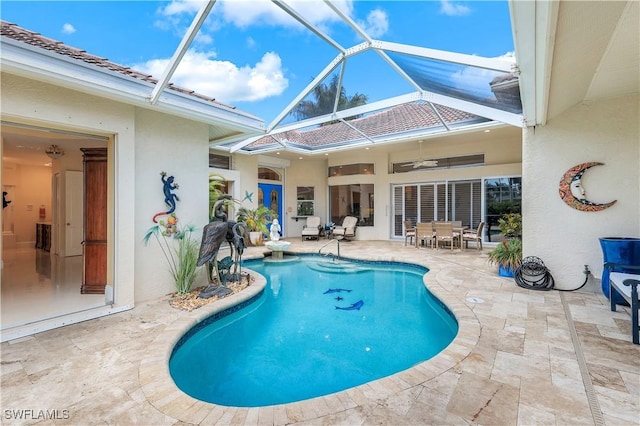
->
[195, 32, 213, 45]
[134, 50, 288, 103]
[154, 0, 356, 34]
[159, 0, 205, 16]
[217, 0, 353, 29]
[62, 23, 76, 34]
[499, 51, 516, 63]
[246, 36, 256, 49]
[154, 1, 206, 32]
[450, 52, 516, 97]
[439, 1, 470, 17]
[359, 8, 388, 38]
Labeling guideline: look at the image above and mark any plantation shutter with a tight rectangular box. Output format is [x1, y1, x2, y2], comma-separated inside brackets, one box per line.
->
[393, 186, 403, 237]
[436, 183, 447, 221]
[419, 184, 435, 223]
[471, 180, 482, 229]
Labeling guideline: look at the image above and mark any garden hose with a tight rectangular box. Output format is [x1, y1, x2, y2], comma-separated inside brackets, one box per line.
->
[514, 256, 555, 291]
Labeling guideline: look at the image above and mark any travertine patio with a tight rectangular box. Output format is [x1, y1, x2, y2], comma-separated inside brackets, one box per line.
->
[1, 240, 638, 425]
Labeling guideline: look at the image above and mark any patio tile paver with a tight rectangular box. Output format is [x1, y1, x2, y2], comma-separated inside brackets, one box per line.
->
[1, 239, 639, 425]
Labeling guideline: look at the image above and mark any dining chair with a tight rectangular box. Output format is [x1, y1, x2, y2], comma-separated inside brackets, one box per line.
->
[415, 222, 435, 248]
[462, 221, 484, 250]
[404, 220, 416, 246]
[434, 222, 455, 250]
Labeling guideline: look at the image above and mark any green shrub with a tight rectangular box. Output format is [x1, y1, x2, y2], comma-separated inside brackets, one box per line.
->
[488, 238, 523, 270]
[497, 213, 522, 239]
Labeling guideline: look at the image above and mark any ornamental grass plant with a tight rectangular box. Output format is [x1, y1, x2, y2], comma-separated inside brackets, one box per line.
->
[143, 221, 200, 294]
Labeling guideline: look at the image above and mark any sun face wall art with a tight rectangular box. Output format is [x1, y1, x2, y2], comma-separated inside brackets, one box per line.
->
[558, 162, 617, 212]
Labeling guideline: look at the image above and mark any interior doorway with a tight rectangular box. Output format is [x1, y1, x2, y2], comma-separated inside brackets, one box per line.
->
[1, 123, 108, 331]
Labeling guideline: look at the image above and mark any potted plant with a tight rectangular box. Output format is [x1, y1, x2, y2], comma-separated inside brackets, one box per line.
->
[488, 213, 522, 277]
[488, 238, 523, 277]
[236, 205, 277, 246]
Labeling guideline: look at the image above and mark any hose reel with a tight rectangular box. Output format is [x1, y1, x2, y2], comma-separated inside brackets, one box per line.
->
[514, 256, 555, 290]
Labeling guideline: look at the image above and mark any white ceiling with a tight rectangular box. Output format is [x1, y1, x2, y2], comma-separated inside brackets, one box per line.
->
[1, 123, 107, 166]
[512, 0, 639, 126]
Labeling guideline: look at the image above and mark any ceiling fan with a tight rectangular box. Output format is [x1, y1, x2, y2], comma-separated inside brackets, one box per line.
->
[403, 159, 439, 168]
[401, 141, 439, 168]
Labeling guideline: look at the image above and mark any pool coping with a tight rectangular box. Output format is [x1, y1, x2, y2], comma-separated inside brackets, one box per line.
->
[138, 253, 481, 424]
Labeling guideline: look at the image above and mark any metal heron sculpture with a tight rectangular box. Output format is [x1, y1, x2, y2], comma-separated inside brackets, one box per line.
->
[196, 195, 247, 298]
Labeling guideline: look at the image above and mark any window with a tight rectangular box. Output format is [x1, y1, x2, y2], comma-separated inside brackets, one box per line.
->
[296, 186, 315, 216]
[392, 180, 482, 238]
[329, 184, 374, 226]
[485, 177, 522, 242]
[258, 167, 281, 181]
[392, 154, 484, 173]
[328, 163, 374, 177]
[209, 152, 230, 169]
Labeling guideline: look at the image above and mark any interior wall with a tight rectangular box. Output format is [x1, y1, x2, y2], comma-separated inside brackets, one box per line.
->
[523, 94, 640, 289]
[0, 163, 53, 245]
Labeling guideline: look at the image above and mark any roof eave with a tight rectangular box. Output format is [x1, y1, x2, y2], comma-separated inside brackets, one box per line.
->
[509, 0, 559, 127]
[0, 37, 266, 135]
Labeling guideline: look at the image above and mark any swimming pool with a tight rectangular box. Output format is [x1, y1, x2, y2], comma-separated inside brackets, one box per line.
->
[169, 255, 458, 407]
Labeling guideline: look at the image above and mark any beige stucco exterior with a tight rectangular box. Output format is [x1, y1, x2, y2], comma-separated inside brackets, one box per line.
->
[523, 94, 640, 289]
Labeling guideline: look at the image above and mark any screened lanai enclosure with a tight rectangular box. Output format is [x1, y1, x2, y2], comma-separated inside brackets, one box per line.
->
[3, 0, 527, 246]
[137, 1, 524, 154]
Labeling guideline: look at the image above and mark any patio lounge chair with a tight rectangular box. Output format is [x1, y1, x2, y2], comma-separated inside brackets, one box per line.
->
[333, 216, 358, 241]
[301, 216, 321, 240]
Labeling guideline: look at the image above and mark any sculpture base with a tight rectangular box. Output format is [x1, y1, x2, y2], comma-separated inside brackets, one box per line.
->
[265, 240, 291, 260]
[199, 285, 232, 299]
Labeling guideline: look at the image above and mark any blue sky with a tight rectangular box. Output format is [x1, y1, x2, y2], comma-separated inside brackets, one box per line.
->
[1, 1, 514, 123]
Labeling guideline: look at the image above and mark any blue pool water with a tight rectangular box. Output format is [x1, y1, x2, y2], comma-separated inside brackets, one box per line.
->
[169, 255, 458, 407]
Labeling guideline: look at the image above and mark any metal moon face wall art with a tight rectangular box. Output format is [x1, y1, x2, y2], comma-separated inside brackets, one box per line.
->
[558, 162, 617, 211]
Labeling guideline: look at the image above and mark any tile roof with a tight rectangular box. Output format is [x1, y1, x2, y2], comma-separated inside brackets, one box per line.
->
[0, 20, 237, 110]
[246, 102, 488, 150]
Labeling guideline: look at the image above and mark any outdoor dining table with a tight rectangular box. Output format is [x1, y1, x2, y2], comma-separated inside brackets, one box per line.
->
[414, 222, 469, 250]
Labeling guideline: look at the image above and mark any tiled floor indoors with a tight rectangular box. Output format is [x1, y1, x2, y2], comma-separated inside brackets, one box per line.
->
[1, 247, 105, 328]
[1, 239, 638, 425]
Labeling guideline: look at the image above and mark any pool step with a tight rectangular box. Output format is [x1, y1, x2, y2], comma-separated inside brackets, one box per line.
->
[307, 260, 366, 274]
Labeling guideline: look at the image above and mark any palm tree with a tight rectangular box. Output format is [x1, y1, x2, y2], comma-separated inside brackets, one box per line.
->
[291, 75, 367, 124]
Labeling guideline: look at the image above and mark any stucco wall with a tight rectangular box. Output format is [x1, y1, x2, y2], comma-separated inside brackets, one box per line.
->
[134, 109, 210, 302]
[283, 157, 328, 237]
[523, 94, 640, 289]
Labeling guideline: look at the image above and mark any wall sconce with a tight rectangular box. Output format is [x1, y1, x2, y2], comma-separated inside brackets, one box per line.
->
[45, 145, 65, 159]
